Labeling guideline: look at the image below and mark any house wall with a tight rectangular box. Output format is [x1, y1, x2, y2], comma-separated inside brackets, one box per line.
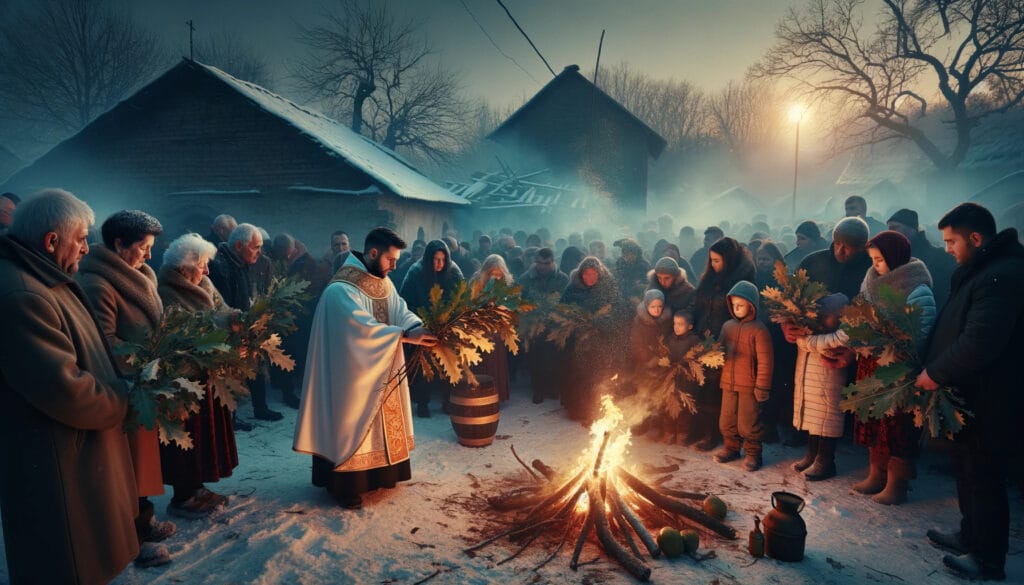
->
[1, 63, 455, 251]
[492, 75, 651, 213]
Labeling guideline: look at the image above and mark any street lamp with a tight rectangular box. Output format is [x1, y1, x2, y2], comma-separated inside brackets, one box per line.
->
[788, 104, 807, 221]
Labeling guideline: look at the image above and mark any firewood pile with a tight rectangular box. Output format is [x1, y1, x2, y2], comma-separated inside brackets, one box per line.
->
[464, 398, 737, 581]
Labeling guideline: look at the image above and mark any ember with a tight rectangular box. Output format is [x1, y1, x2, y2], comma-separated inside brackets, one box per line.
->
[466, 396, 737, 581]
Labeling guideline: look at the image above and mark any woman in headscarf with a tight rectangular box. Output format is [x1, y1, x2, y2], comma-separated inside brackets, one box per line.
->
[76, 210, 173, 567]
[157, 233, 238, 519]
[560, 256, 624, 423]
[399, 239, 464, 416]
[851, 231, 935, 505]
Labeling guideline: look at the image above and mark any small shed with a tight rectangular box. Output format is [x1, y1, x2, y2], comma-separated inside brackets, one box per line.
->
[0, 59, 466, 249]
[486, 64, 667, 214]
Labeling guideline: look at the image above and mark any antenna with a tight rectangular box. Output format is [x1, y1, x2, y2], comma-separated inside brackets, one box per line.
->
[186, 20, 196, 61]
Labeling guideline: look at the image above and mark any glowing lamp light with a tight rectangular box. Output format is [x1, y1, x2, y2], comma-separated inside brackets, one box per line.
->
[788, 103, 808, 123]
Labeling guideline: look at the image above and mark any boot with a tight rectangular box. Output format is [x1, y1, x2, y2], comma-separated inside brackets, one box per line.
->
[872, 456, 913, 505]
[791, 434, 820, 472]
[852, 448, 888, 495]
[804, 437, 837, 481]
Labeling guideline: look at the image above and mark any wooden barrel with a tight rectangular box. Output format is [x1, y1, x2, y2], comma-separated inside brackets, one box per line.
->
[449, 374, 500, 447]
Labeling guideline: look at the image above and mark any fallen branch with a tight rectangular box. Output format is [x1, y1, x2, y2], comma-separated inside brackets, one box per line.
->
[511, 445, 542, 482]
[532, 459, 557, 481]
[533, 514, 580, 572]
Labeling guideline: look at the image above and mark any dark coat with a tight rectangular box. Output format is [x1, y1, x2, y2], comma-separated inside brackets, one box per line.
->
[77, 244, 166, 497]
[0, 236, 138, 584]
[797, 244, 872, 300]
[615, 256, 652, 302]
[561, 263, 622, 316]
[909, 230, 955, 309]
[157, 264, 239, 486]
[399, 240, 465, 313]
[630, 301, 672, 365]
[693, 250, 756, 340]
[518, 265, 569, 303]
[646, 268, 695, 314]
[924, 229, 1024, 451]
[209, 242, 258, 310]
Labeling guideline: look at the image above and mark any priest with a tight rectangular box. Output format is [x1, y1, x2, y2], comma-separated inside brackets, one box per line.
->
[293, 227, 437, 509]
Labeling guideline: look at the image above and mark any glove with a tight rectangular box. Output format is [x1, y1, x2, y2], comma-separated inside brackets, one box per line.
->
[754, 389, 770, 403]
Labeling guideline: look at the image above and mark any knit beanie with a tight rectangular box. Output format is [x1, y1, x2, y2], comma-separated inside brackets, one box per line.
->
[795, 220, 821, 241]
[817, 292, 849, 316]
[887, 208, 919, 231]
[643, 289, 665, 307]
[868, 230, 912, 271]
[654, 257, 680, 275]
[832, 217, 869, 248]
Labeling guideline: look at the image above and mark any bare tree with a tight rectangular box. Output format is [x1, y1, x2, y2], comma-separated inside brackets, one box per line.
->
[755, 0, 1024, 170]
[0, 0, 165, 150]
[293, 0, 472, 163]
[708, 79, 786, 167]
[194, 29, 273, 89]
[594, 62, 708, 154]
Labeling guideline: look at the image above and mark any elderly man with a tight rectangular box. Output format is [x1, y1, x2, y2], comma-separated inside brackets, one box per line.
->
[0, 192, 19, 236]
[295, 227, 436, 509]
[209, 223, 283, 423]
[916, 203, 1024, 581]
[207, 213, 237, 245]
[0, 189, 138, 583]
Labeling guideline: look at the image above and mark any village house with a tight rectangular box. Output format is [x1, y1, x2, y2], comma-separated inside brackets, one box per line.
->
[0, 58, 467, 250]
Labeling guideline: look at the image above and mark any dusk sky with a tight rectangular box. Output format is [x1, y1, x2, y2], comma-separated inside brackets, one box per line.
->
[129, 0, 795, 108]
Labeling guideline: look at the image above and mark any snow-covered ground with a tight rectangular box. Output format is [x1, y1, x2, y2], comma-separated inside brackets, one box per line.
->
[2, 379, 1022, 585]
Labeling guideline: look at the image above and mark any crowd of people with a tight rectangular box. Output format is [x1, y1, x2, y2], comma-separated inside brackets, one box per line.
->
[0, 188, 1020, 582]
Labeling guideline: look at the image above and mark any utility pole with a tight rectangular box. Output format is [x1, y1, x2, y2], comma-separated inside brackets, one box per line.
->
[593, 30, 605, 85]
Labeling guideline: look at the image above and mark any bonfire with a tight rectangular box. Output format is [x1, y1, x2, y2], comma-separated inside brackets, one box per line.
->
[466, 396, 736, 581]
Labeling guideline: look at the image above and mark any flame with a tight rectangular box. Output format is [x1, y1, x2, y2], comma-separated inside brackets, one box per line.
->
[578, 395, 632, 477]
[575, 492, 590, 514]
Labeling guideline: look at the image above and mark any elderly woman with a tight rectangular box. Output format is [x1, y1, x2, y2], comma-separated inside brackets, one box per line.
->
[560, 256, 624, 423]
[157, 233, 238, 519]
[470, 254, 515, 401]
[76, 209, 174, 567]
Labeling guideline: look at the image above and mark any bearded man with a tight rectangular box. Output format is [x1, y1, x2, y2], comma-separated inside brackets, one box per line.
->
[293, 227, 436, 509]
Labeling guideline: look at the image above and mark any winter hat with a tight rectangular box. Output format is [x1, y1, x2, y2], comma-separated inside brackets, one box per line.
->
[868, 230, 912, 271]
[795, 220, 822, 241]
[816, 292, 849, 316]
[831, 217, 869, 248]
[643, 289, 665, 306]
[654, 256, 680, 275]
[887, 208, 919, 231]
[726, 280, 760, 314]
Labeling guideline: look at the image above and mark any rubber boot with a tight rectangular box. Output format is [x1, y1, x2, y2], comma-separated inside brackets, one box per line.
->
[872, 456, 913, 505]
[791, 434, 820, 472]
[804, 437, 837, 481]
[852, 447, 888, 495]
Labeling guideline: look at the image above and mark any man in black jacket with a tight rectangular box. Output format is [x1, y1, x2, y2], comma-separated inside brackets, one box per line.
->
[209, 223, 283, 423]
[916, 203, 1024, 581]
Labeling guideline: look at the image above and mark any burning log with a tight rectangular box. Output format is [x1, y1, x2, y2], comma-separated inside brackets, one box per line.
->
[466, 396, 737, 578]
[617, 469, 737, 539]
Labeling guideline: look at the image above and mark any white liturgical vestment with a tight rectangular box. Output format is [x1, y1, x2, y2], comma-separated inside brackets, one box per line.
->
[293, 253, 421, 472]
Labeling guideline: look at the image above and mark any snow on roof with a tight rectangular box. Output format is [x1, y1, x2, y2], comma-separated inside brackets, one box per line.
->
[196, 62, 466, 206]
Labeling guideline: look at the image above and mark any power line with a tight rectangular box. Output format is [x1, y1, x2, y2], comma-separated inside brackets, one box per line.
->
[457, 0, 540, 85]
[494, 0, 556, 77]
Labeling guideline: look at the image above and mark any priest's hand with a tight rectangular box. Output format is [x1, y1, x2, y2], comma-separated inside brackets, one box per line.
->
[404, 327, 438, 347]
[915, 369, 940, 392]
